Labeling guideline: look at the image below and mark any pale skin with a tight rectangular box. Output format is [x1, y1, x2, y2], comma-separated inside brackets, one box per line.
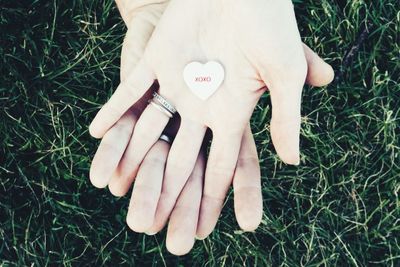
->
[89, 0, 334, 255]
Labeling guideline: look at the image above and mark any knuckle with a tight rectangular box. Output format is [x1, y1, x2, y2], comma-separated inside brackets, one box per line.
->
[167, 156, 194, 176]
[159, 190, 178, 205]
[132, 126, 148, 142]
[103, 101, 122, 120]
[188, 170, 204, 185]
[234, 184, 262, 196]
[108, 122, 133, 139]
[213, 125, 243, 138]
[134, 184, 160, 201]
[173, 198, 198, 211]
[143, 155, 166, 168]
[207, 164, 234, 180]
[139, 198, 156, 211]
[98, 139, 121, 155]
[202, 192, 225, 204]
[236, 156, 259, 170]
[207, 166, 229, 178]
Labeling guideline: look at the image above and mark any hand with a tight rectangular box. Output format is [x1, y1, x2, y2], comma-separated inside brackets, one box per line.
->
[90, 0, 334, 251]
[91, 0, 263, 255]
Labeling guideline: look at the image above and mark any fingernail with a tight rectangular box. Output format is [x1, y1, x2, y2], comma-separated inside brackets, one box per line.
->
[195, 235, 206, 240]
[145, 231, 157, 236]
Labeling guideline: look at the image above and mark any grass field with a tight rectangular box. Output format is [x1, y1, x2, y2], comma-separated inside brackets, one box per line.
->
[1, 0, 399, 266]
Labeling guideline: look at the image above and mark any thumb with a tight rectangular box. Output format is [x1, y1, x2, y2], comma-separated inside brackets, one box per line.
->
[121, 2, 167, 81]
[303, 43, 335, 87]
[120, 17, 156, 81]
[268, 58, 307, 165]
[119, 3, 167, 81]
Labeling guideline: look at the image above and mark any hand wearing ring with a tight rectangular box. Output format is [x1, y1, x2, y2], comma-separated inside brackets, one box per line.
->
[159, 133, 174, 144]
[89, 0, 334, 255]
[148, 92, 177, 118]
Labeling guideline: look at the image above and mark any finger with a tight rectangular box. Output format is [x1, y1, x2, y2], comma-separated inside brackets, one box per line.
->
[196, 128, 243, 239]
[126, 140, 169, 233]
[89, 111, 137, 188]
[302, 43, 335, 87]
[233, 125, 262, 231]
[268, 55, 307, 165]
[89, 59, 155, 139]
[166, 149, 205, 256]
[120, 20, 156, 81]
[148, 119, 206, 233]
[108, 103, 169, 197]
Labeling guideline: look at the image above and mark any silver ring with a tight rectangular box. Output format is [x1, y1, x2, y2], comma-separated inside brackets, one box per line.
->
[159, 134, 173, 144]
[149, 100, 173, 118]
[152, 92, 177, 115]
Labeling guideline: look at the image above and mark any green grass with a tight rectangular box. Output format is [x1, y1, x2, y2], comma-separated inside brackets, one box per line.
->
[1, 0, 399, 266]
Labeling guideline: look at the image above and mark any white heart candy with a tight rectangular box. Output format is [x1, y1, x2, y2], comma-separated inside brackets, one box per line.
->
[183, 61, 225, 100]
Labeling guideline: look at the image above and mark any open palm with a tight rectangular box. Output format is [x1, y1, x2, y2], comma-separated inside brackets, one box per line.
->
[90, 0, 334, 243]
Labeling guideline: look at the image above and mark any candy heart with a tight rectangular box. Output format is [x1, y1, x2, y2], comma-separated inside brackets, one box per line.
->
[183, 61, 225, 100]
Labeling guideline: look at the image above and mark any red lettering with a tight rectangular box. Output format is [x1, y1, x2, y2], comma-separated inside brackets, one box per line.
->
[194, 77, 212, 82]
